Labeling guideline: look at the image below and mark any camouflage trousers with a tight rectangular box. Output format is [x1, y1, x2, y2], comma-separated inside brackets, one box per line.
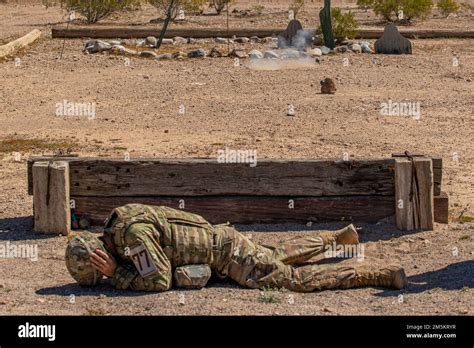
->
[211, 226, 358, 292]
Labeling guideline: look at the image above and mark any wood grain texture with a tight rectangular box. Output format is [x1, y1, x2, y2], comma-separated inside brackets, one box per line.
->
[71, 195, 395, 226]
[51, 26, 474, 39]
[434, 191, 449, 224]
[33, 161, 71, 235]
[28, 157, 395, 197]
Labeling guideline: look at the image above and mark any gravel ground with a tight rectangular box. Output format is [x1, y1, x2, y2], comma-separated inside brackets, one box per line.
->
[0, 2, 473, 315]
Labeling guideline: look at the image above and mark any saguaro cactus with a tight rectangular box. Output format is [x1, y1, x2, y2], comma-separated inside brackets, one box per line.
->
[319, 0, 335, 49]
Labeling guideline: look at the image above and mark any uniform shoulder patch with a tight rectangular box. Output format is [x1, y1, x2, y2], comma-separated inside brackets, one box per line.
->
[129, 242, 158, 277]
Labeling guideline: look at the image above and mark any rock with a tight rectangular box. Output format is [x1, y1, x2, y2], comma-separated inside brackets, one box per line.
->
[281, 49, 301, 59]
[230, 49, 247, 58]
[187, 48, 206, 58]
[250, 36, 261, 43]
[161, 38, 174, 45]
[360, 41, 373, 53]
[262, 36, 274, 43]
[263, 50, 279, 59]
[375, 23, 412, 54]
[83, 40, 111, 54]
[136, 39, 145, 47]
[335, 45, 349, 53]
[173, 36, 187, 44]
[234, 37, 250, 44]
[188, 37, 197, 44]
[156, 53, 173, 61]
[248, 49, 263, 59]
[209, 47, 222, 58]
[123, 39, 137, 46]
[110, 45, 138, 56]
[215, 37, 228, 44]
[172, 51, 187, 59]
[320, 46, 331, 55]
[320, 78, 336, 94]
[140, 51, 158, 58]
[108, 40, 122, 46]
[307, 48, 322, 57]
[349, 43, 362, 53]
[145, 36, 157, 47]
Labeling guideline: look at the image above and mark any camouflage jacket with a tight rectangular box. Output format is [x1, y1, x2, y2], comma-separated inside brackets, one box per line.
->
[104, 204, 216, 291]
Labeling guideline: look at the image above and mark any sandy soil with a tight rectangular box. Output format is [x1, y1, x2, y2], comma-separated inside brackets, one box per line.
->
[0, 2, 473, 315]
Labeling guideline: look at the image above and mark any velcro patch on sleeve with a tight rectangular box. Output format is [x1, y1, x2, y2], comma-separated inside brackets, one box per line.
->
[129, 242, 158, 278]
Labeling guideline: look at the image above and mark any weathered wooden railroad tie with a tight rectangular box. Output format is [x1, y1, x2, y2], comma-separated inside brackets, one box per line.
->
[27, 155, 448, 235]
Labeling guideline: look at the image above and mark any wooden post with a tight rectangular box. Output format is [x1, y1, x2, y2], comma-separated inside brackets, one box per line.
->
[395, 158, 434, 231]
[33, 161, 71, 235]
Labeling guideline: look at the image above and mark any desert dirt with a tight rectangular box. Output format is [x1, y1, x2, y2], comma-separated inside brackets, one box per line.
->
[0, 0, 473, 315]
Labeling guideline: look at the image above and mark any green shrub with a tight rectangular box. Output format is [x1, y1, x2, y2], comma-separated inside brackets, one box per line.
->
[50, 0, 137, 23]
[148, 0, 182, 20]
[357, 0, 433, 22]
[183, 0, 206, 14]
[437, 0, 460, 16]
[289, 0, 305, 18]
[325, 7, 359, 39]
[211, 0, 233, 15]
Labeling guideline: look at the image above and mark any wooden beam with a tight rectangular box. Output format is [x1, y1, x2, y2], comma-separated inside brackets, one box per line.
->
[0, 29, 42, 59]
[71, 195, 395, 226]
[28, 157, 395, 197]
[392, 153, 442, 195]
[394, 158, 434, 231]
[51, 26, 474, 39]
[33, 161, 71, 235]
[434, 191, 449, 224]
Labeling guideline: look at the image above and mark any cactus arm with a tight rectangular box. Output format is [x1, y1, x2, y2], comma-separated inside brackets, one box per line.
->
[319, 0, 335, 49]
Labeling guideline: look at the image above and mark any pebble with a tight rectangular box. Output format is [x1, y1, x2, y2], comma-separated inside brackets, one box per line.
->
[140, 51, 158, 58]
[145, 36, 158, 47]
[108, 40, 122, 46]
[263, 50, 279, 59]
[335, 46, 349, 53]
[250, 36, 261, 43]
[161, 38, 174, 45]
[248, 49, 263, 59]
[187, 48, 207, 58]
[172, 51, 187, 59]
[360, 41, 372, 53]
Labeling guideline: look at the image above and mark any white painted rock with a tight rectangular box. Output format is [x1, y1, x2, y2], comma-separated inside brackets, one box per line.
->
[307, 48, 322, 57]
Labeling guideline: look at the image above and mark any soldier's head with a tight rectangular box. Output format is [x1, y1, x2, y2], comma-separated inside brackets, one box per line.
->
[65, 231, 106, 286]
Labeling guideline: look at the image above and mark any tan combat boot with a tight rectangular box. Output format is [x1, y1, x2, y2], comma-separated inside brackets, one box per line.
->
[352, 263, 408, 290]
[320, 224, 359, 246]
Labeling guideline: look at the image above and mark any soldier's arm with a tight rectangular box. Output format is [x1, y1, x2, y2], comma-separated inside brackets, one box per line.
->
[111, 223, 172, 292]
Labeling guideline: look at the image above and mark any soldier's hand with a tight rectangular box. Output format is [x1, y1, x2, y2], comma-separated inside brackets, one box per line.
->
[90, 249, 117, 277]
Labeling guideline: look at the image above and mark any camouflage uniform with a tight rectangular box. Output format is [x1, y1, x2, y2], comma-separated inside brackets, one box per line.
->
[104, 204, 373, 292]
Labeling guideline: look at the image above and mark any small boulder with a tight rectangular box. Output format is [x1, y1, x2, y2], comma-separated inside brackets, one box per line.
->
[173, 36, 188, 44]
[234, 37, 250, 44]
[281, 49, 301, 59]
[248, 49, 263, 59]
[156, 53, 173, 61]
[145, 36, 157, 47]
[140, 51, 158, 58]
[83, 40, 111, 54]
[173, 51, 187, 59]
[250, 36, 261, 43]
[110, 45, 138, 56]
[230, 49, 248, 58]
[320, 46, 331, 55]
[360, 41, 373, 53]
[349, 43, 362, 53]
[320, 78, 336, 94]
[161, 38, 174, 45]
[215, 37, 228, 44]
[263, 50, 279, 59]
[307, 48, 322, 57]
[209, 47, 222, 58]
[335, 46, 349, 53]
[187, 48, 207, 58]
